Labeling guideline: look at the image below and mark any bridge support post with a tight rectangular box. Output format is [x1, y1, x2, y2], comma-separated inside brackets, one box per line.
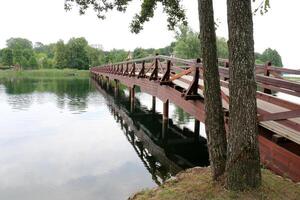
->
[152, 96, 156, 113]
[194, 119, 200, 142]
[163, 100, 169, 121]
[114, 80, 119, 97]
[162, 119, 169, 146]
[106, 77, 110, 91]
[129, 86, 135, 112]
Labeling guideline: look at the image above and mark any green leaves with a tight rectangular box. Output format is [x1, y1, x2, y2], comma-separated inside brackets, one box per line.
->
[253, 0, 271, 15]
[64, 0, 187, 34]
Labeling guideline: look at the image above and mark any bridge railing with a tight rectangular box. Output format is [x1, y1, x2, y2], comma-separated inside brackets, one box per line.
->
[91, 55, 300, 144]
[91, 55, 300, 97]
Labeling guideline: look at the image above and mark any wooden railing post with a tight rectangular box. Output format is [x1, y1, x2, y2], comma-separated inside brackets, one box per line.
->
[138, 61, 146, 78]
[149, 56, 158, 80]
[119, 64, 124, 75]
[183, 58, 202, 100]
[160, 60, 171, 85]
[123, 63, 129, 76]
[263, 61, 272, 94]
[129, 63, 136, 77]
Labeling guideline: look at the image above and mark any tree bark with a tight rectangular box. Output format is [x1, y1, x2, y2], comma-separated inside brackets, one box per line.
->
[198, 0, 227, 180]
[226, 0, 261, 190]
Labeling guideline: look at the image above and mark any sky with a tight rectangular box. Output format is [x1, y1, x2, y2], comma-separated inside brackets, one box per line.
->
[0, 0, 299, 68]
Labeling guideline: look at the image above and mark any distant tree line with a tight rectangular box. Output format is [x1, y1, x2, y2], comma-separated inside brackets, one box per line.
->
[0, 28, 283, 70]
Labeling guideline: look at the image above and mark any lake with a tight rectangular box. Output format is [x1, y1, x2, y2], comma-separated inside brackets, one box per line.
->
[0, 77, 208, 200]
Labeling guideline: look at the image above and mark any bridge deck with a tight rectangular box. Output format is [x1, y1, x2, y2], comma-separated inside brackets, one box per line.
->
[175, 74, 300, 145]
[91, 55, 300, 146]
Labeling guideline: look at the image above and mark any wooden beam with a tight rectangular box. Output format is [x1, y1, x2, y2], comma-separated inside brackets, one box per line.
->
[258, 109, 300, 122]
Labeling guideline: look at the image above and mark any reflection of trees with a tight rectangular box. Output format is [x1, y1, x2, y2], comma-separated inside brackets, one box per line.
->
[172, 107, 191, 125]
[7, 94, 34, 110]
[1, 78, 94, 112]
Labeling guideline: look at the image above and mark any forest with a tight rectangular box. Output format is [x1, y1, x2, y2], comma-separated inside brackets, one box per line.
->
[0, 26, 283, 70]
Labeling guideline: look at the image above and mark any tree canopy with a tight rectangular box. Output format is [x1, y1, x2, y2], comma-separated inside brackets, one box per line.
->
[256, 48, 283, 67]
[64, 0, 187, 33]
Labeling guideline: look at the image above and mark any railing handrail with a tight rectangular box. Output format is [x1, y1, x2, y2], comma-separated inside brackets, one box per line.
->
[94, 55, 300, 76]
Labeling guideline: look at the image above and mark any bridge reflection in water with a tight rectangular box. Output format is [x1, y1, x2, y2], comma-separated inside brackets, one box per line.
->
[92, 78, 209, 185]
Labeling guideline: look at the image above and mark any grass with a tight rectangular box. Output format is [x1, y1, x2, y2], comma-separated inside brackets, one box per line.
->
[130, 167, 300, 200]
[0, 68, 90, 80]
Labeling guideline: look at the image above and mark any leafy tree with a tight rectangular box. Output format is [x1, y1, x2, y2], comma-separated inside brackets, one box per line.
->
[54, 40, 68, 69]
[22, 49, 34, 61]
[1, 48, 13, 66]
[217, 37, 228, 58]
[28, 56, 38, 68]
[6, 38, 33, 50]
[173, 25, 228, 59]
[156, 44, 174, 56]
[105, 49, 128, 63]
[173, 25, 201, 59]
[66, 37, 90, 69]
[86, 46, 105, 67]
[133, 48, 149, 59]
[42, 58, 53, 68]
[260, 48, 283, 67]
[13, 49, 24, 66]
[65, 0, 187, 34]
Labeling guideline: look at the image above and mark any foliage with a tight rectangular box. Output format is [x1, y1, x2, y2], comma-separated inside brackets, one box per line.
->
[0, 36, 283, 70]
[253, 0, 271, 15]
[173, 25, 229, 59]
[256, 48, 283, 67]
[54, 40, 68, 69]
[64, 0, 187, 33]
[173, 25, 201, 59]
[0, 69, 89, 80]
[6, 38, 33, 50]
[1, 48, 13, 66]
[104, 49, 128, 63]
[66, 37, 90, 69]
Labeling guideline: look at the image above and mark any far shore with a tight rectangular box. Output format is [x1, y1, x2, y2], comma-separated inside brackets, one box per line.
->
[0, 68, 90, 80]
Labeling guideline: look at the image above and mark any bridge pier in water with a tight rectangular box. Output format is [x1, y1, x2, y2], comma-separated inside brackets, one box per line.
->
[106, 77, 110, 91]
[194, 119, 200, 142]
[152, 96, 156, 113]
[129, 86, 135, 112]
[114, 79, 119, 97]
[163, 100, 169, 121]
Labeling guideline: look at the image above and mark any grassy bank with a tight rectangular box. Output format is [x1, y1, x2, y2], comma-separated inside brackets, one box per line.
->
[131, 167, 300, 200]
[0, 69, 90, 80]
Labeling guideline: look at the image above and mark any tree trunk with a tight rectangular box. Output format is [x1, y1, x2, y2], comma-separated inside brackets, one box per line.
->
[226, 0, 261, 190]
[198, 0, 227, 180]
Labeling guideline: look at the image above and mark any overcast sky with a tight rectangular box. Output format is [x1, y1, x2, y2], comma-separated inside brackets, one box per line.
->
[0, 0, 299, 68]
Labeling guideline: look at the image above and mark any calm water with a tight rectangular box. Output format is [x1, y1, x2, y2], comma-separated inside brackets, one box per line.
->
[0, 78, 208, 200]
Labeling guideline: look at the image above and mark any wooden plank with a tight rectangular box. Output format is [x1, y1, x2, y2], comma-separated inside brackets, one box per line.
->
[169, 68, 193, 81]
[256, 92, 300, 110]
[258, 109, 300, 122]
[256, 75, 300, 92]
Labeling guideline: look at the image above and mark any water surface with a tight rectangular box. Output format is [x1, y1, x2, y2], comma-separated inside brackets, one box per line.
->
[0, 78, 208, 200]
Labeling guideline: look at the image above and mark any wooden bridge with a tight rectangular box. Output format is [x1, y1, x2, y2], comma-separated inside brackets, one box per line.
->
[90, 55, 300, 182]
